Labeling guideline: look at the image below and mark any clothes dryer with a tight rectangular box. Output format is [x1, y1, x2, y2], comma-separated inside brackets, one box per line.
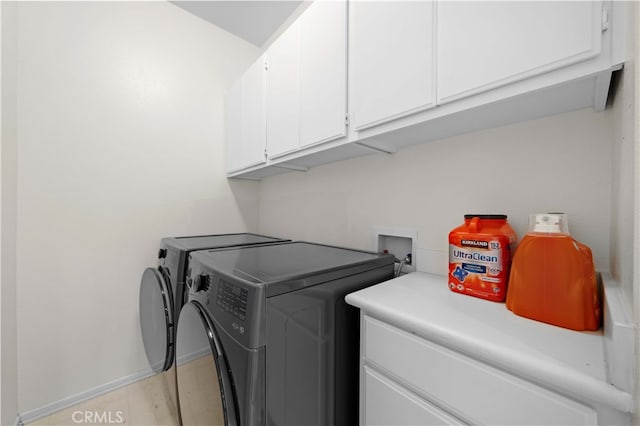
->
[176, 242, 395, 425]
[138, 234, 288, 422]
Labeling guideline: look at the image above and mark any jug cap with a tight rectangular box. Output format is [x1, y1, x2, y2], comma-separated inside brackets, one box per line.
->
[529, 213, 569, 234]
[464, 214, 507, 220]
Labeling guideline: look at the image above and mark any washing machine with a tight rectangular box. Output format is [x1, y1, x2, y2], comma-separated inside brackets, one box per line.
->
[138, 234, 289, 422]
[175, 242, 395, 426]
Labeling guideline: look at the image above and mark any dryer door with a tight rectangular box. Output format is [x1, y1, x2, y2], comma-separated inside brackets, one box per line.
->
[139, 267, 174, 373]
[176, 301, 238, 426]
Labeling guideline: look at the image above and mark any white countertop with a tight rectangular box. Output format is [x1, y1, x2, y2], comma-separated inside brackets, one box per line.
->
[345, 272, 633, 414]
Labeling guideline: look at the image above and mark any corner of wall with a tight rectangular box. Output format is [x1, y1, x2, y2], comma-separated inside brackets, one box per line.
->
[1, 1, 19, 424]
[634, 0, 640, 421]
[625, 0, 640, 422]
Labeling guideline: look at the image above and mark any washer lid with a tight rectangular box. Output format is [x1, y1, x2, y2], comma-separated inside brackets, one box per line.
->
[191, 242, 393, 287]
[139, 267, 174, 373]
[164, 233, 289, 251]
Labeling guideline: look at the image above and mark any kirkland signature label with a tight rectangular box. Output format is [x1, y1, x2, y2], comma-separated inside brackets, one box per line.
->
[461, 239, 489, 249]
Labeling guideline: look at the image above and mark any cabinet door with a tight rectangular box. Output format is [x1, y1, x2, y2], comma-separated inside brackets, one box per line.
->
[266, 22, 300, 159]
[225, 79, 243, 174]
[241, 56, 267, 168]
[225, 56, 267, 173]
[298, 0, 347, 148]
[350, 1, 435, 131]
[364, 367, 462, 426]
[437, 1, 602, 104]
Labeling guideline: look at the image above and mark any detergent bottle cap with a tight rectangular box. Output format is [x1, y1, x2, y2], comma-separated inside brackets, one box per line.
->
[529, 213, 569, 234]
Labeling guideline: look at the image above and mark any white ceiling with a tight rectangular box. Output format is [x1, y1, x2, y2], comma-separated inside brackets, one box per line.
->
[171, 1, 303, 47]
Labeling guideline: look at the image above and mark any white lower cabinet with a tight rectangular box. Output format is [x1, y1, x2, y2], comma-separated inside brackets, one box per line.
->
[364, 367, 463, 426]
[361, 315, 598, 425]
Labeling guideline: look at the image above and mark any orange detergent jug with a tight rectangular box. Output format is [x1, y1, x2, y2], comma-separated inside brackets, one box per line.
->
[506, 213, 601, 331]
[448, 215, 517, 302]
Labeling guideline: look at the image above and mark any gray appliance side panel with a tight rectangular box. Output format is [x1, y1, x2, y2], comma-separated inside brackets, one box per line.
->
[265, 264, 394, 426]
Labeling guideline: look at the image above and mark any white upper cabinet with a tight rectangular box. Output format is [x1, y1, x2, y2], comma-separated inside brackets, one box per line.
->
[298, 0, 348, 148]
[437, 1, 602, 104]
[266, 22, 300, 159]
[227, 0, 621, 179]
[225, 79, 243, 174]
[350, 0, 436, 131]
[242, 56, 268, 168]
[226, 55, 267, 173]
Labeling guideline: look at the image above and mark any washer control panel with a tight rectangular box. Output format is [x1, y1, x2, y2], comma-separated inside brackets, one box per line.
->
[216, 279, 248, 321]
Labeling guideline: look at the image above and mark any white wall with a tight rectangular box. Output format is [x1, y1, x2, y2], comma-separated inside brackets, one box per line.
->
[631, 2, 640, 421]
[1, 1, 19, 424]
[607, 2, 639, 419]
[15, 1, 260, 415]
[260, 108, 613, 274]
[610, 1, 637, 321]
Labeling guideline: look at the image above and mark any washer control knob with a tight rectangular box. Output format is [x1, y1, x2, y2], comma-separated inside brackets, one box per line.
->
[196, 274, 211, 292]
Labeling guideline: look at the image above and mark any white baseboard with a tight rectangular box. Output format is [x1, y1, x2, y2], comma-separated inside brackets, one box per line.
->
[175, 347, 209, 366]
[19, 347, 212, 425]
[18, 368, 154, 425]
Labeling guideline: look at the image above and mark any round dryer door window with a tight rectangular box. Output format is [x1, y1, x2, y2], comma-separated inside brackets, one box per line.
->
[139, 267, 174, 373]
[176, 301, 237, 426]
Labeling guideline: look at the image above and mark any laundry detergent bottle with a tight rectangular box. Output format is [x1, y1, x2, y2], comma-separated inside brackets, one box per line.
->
[506, 213, 601, 331]
[448, 214, 517, 302]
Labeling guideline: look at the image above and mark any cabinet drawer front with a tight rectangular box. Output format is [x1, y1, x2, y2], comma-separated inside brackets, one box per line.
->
[364, 366, 463, 426]
[363, 316, 597, 425]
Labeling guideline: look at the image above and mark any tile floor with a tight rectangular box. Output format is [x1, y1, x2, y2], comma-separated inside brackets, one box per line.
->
[26, 374, 179, 426]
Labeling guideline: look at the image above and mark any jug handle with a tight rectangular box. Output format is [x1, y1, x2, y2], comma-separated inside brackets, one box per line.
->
[469, 217, 480, 233]
[574, 239, 593, 258]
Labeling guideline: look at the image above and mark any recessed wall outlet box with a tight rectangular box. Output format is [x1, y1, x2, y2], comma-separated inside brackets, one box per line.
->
[373, 228, 417, 274]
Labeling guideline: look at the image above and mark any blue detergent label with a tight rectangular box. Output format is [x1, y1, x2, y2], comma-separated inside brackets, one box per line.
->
[462, 263, 486, 273]
[448, 240, 507, 299]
